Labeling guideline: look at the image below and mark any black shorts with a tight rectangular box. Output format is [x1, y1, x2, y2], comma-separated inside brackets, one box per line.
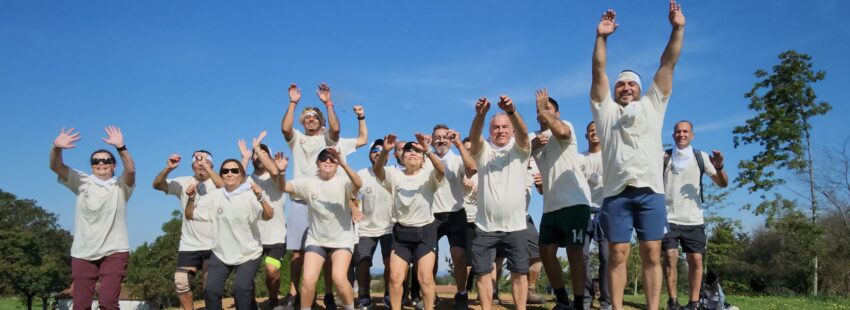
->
[392, 222, 438, 264]
[262, 243, 287, 265]
[465, 222, 476, 265]
[305, 245, 352, 259]
[176, 250, 212, 269]
[496, 215, 540, 261]
[471, 226, 529, 275]
[434, 209, 468, 249]
[661, 223, 706, 254]
[354, 234, 393, 265]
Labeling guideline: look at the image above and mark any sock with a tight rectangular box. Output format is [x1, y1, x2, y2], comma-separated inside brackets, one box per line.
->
[458, 290, 467, 295]
[554, 287, 570, 305]
[343, 304, 355, 310]
[573, 295, 585, 309]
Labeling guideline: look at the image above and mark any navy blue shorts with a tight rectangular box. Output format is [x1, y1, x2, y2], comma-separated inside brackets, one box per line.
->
[600, 186, 667, 243]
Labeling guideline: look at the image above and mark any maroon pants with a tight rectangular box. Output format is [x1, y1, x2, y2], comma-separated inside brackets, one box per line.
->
[71, 252, 129, 310]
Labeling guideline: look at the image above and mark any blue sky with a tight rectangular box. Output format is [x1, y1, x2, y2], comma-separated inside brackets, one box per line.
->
[2, 1, 848, 271]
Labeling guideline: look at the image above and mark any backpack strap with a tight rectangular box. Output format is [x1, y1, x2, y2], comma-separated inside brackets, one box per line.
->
[663, 149, 673, 172]
[693, 148, 706, 203]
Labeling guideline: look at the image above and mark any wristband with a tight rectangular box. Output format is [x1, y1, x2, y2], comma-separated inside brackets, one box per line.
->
[357, 115, 366, 120]
[257, 196, 265, 203]
[506, 109, 516, 115]
[715, 165, 724, 171]
[116, 145, 128, 152]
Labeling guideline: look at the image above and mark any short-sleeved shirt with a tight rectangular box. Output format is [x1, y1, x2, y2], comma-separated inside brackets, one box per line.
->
[463, 174, 478, 223]
[249, 173, 287, 245]
[289, 176, 356, 249]
[591, 82, 670, 198]
[473, 140, 531, 232]
[60, 169, 133, 261]
[664, 150, 717, 225]
[580, 151, 605, 208]
[431, 154, 467, 214]
[166, 176, 216, 251]
[192, 187, 265, 265]
[381, 167, 440, 227]
[533, 124, 592, 213]
[356, 168, 394, 237]
[286, 129, 336, 180]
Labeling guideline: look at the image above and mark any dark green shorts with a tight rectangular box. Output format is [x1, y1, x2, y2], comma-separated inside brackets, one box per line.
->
[539, 205, 591, 247]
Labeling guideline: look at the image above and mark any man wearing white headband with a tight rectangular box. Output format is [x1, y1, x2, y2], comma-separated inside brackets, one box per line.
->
[589, 1, 685, 310]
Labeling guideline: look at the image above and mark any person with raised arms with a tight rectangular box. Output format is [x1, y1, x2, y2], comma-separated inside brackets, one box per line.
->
[152, 149, 223, 310]
[50, 126, 135, 310]
[374, 134, 445, 310]
[467, 95, 532, 310]
[590, 1, 685, 309]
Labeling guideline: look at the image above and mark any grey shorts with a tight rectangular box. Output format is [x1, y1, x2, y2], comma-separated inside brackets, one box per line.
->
[496, 215, 540, 261]
[471, 226, 529, 275]
[304, 245, 352, 259]
[354, 234, 393, 265]
[662, 223, 706, 254]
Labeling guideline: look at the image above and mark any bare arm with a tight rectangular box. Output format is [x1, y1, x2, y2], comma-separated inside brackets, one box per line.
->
[273, 152, 289, 192]
[497, 95, 530, 151]
[184, 183, 198, 220]
[654, 0, 685, 96]
[592, 9, 617, 103]
[353, 105, 368, 148]
[50, 127, 79, 182]
[449, 130, 478, 178]
[468, 97, 490, 157]
[251, 183, 274, 221]
[102, 126, 135, 187]
[281, 83, 301, 142]
[152, 154, 181, 192]
[340, 161, 362, 194]
[417, 133, 445, 183]
[709, 150, 729, 188]
[373, 134, 397, 182]
[317, 83, 340, 142]
[535, 89, 571, 140]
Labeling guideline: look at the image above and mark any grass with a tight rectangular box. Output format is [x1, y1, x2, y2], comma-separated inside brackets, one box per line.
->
[0, 297, 44, 310]
[623, 293, 850, 310]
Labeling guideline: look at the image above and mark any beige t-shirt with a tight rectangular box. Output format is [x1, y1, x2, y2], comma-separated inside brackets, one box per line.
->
[533, 124, 592, 213]
[286, 129, 336, 180]
[166, 176, 216, 251]
[591, 82, 670, 198]
[463, 174, 478, 223]
[431, 153, 467, 214]
[664, 150, 717, 225]
[249, 173, 287, 245]
[289, 176, 356, 249]
[580, 151, 605, 209]
[382, 167, 440, 227]
[193, 187, 265, 265]
[356, 168, 394, 237]
[474, 140, 531, 232]
[60, 169, 133, 260]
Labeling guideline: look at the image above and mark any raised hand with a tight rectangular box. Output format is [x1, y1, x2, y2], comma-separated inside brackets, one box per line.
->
[252, 131, 267, 149]
[597, 9, 618, 37]
[325, 147, 343, 164]
[351, 205, 364, 223]
[101, 125, 125, 148]
[274, 152, 289, 172]
[475, 97, 491, 115]
[186, 183, 198, 199]
[414, 133, 431, 153]
[497, 95, 516, 113]
[710, 150, 724, 169]
[289, 83, 301, 103]
[447, 129, 462, 145]
[167, 154, 182, 169]
[251, 183, 263, 199]
[353, 105, 365, 118]
[53, 127, 81, 149]
[317, 83, 332, 106]
[669, 0, 685, 28]
[537, 133, 550, 146]
[383, 134, 398, 151]
[535, 89, 550, 112]
[238, 140, 251, 160]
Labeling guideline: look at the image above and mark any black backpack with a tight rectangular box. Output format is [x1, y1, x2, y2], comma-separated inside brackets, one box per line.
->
[663, 148, 706, 203]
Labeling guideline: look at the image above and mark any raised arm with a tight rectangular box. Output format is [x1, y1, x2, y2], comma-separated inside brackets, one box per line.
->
[251, 183, 274, 221]
[497, 95, 530, 151]
[317, 83, 340, 142]
[281, 83, 301, 142]
[709, 150, 729, 188]
[654, 0, 685, 96]
[330, 148, 363, 193]
[184, 183, 198, 220]
[197, 156, 223, 188]
[103, 126, 134, 187]
[417, 133, 445, 183]
[373, 134, 397, 182]
[353, 105, 368, 148]
[592, 9, 618, 103]
[468, 97, 490, 156]
[449, 130, 478, 178]
[50, 127, 80, 182]
[152, 154, 181, 192]
[535, 89, 571, 140]
[273, 152, 289, 192]
[252, 131, 279, 175]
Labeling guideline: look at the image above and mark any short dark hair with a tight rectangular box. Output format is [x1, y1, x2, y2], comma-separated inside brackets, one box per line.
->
[547, 97, 559, 112]
[90, 149, 115, 162]
[462, 137, 471, 143]
[674, 120, 694, 131]
[252, 144, 272, 170]
[194, 149, 212, 156]
[402, 141, 423, 154]
[586, 121, 595, 130]
[433, 124, 449, 132]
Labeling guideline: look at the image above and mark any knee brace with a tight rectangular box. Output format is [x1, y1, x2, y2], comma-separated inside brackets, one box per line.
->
[174, 268, 195, 293]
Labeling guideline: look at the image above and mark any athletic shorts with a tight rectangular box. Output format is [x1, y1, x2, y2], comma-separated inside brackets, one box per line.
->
[286, 200, 309, 250]
[354, 234, 393, 265]
[539, 205, 591, 247]
[262, 243, 287, 268]
[471, 226, 529, 275]
[304, 245, 352, 258]
[434, 209, 468, 249]
[496, 215, 540, 261]
[661, 223, 706, 254]
[601, 186, 668, 242]
[392, 222, 438, 264]
[465, 222, 476, 265]
[176, 250, 211, 269]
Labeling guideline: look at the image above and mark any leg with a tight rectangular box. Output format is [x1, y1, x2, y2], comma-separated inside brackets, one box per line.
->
[470, 230, 498, 310]
[566, 246, 587, 309]
[509, 272, 528, 310]
[539, 243, 565, 295]
[204, 254, 232, 310]
[356, 260, 372, 298]
[96, 252, 129, 310]
[175, 267, 198, 310]
[264, 245, 286, 305]
[664, 248, 680, 301]
[686, 253, 703, 304]
[476, 272, 495, 310]
[300, 250, 326, 309]
[331, 249, 356, 307]
[608, 242, 631, 310]
[71, 257, 99, 310]
[323, 258, 337, 308]
[597, 238, 612, 308]
[388, 252, 410, 310]
[639, 240, 663, 310]
[450, 246, 468, 292]
[416, 252, 438, 310]
[289, 250, 304, 299]
[583, 235, 594, 308]
[233, 257, 262, 310]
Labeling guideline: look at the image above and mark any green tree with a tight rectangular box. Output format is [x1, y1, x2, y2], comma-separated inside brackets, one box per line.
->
[732, 50, 831, 295]
[124, 210, 183, 307]
[0, 189, 72, 310]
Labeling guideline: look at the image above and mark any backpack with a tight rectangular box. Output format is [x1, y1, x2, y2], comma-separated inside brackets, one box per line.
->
[700, 270, 733, 310]
[663, 148, 706, 203]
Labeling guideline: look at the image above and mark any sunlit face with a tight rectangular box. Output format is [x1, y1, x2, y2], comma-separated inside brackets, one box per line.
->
[463, 141, 472, 151]
[369, 146, 382, 165]
[316, 154, 339, 178]
[90, 151, 115, 179]
[301, 110, 322, 132]
[220, 162, 244, 188]
[393, 141, 406, 165]
[192, 152, 211, 179]
[536, 100, 560, 125]
[673, 122, 694, 149]
[432, 128, 451, 156]
[252, 149, 269, 171]
[403, 145, 424, 170]
[585, 123, 599, 144]
[489, 114, 514, 147]
[614, 80, 641, 106]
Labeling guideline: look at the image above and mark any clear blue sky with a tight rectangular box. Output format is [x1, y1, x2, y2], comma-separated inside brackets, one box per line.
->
[2, 1, 848, 271]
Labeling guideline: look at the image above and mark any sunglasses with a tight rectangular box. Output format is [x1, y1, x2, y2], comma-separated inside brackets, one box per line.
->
[220, 168, 241, 175]
[90, 157, 116, 165]
[370, 147, 382, 153]
[317, 154, 335, 162]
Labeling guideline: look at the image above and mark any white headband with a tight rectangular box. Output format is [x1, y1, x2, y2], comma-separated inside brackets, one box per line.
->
[300, 110, 320, 123]
[193, 152, 213, 164]
[616, 71, 642, 91]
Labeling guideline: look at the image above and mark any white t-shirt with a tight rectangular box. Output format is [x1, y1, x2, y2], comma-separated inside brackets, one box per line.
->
[532, 125, 592, 213]
[193, 187, 265, 265]
[286, 129, 336, 180]
[473, 140, 531, 232]
[664, 150, 717, 225]
[431, 153, 467, 214]
[463, 174, 478, 223]
[591, 82, 670, 198]
[289, 176, 356, 250]
[166, 176, 216, 251]
[249, 173, 287, 245]
[580, 151, 605, 209]
[381, 167, 440, 227]
[356, 168, 394, 237]
[60, 169, 133, 260]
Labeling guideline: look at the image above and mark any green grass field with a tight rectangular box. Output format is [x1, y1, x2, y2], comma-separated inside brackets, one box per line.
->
[0, 298, 44, 310]
[622, 294, 850, 310]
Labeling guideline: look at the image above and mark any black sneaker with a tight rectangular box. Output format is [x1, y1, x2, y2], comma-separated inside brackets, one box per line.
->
[280, 294, 297, 310]
[667, 298, 681, 310]
[492, 291, 501, 305]
[324, 293, 338, 309]
[552, 301, 575, 310]
[681, 301, 700, 310]
[453, 292, 469, 310]
[356, 296, 372, 310]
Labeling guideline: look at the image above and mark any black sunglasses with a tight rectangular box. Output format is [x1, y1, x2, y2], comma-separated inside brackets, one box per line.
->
[91, 157, 116, 165]
[317, 153, 335, 162]
[220, 168, 241, 175]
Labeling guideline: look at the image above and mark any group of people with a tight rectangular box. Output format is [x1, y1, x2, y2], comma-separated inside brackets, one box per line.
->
[50, 2, 731, 310]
